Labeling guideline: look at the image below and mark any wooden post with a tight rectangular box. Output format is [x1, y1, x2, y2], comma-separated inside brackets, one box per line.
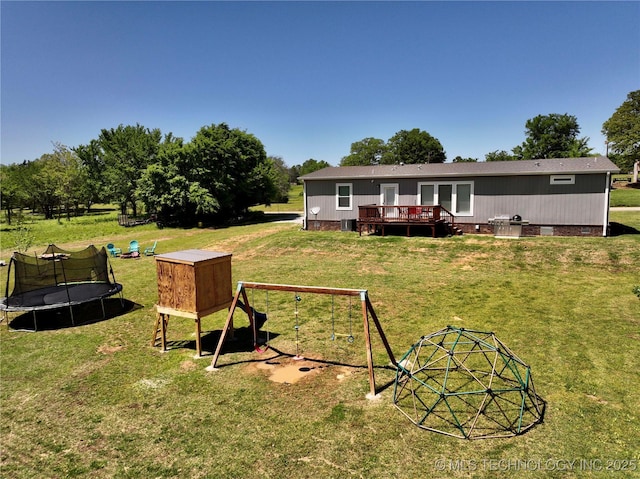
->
[209, 284, 245, 370]
[366, 295, 397, 367]
[160, 313, 168, 351]
[151, 311, 169, 351]
[360, 291, 377, 398]
[194, 316, 202, 357]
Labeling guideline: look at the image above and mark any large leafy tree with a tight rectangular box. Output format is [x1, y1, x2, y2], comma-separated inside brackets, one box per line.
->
[452, 156, 478, 163]
[602, 90, 640, 173]
[0, 162, 30, 224]
[189, 123, 271, 220]
[296, 158, 331, 177]
[512, 113, 592, 160]
[340, 137, 387, 166]
[136, 136, 219, 225]
[137, 123, 273, 225]
[265, 156, 291, 203]
[74, 139, 108, 211]
[95, 124, 163, 216]
[383, 129, 446, 164]
[5, 143, 91, 220]
[485, 150, 516, 162]
[50, 143, 88, 220]
[25, 153, 63, 219]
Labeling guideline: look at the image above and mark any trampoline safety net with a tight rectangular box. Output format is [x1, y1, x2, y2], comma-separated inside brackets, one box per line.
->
[8, 244, 113, 297]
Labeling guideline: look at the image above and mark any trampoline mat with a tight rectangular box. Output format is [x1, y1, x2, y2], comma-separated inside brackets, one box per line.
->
[1, 283, 122, 311]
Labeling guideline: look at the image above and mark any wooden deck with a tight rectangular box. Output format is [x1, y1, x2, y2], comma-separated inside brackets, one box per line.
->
[358, 205, 456, 237]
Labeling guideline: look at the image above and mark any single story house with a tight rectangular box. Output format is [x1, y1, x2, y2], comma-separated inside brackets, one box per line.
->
[299, 156, 620, 237]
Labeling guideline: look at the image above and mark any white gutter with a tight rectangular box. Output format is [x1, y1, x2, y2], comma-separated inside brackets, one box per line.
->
[302, 181, 308, 230]
[603, 171, 611, 237]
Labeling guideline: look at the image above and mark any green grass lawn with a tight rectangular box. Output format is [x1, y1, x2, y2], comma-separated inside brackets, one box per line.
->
[610, 185, 640, 207]
[1, 208, 639, 478]
[251, 184, 304, 213]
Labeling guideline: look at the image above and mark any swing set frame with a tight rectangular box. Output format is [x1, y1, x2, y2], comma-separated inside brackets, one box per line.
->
[210, 281, 398, 398]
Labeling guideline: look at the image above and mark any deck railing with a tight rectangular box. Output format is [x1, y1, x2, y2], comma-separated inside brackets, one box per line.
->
[358, 205, 454, 225]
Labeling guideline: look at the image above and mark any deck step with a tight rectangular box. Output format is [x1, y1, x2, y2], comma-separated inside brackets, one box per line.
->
[447, 223, 463, 236]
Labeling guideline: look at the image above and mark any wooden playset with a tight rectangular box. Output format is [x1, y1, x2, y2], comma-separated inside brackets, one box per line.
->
[151, 249, 396, 397]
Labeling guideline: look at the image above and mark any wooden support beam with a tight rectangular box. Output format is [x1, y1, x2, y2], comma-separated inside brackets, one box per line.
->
[209, 286, 245, 369]
[238, 281, 364, 296]
[366, 295, 397, 367]
[359, 291, 377, 398]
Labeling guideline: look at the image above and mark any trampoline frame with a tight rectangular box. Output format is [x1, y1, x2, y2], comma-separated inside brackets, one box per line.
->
[0, 245, 124, 331]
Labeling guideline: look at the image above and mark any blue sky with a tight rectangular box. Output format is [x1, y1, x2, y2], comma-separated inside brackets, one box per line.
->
[1, 1, 638, 166]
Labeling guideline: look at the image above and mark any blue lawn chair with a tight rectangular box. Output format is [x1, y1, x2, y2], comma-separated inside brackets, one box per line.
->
[106, 243, 122, 257]
[144, 241, 158, 256]
[128, 240, 140, 253]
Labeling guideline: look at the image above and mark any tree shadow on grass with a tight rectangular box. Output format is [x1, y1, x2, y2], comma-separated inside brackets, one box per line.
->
[249, 212, 302, 224]
[7, 298, 142, 332]
[155, 211, 301, 229]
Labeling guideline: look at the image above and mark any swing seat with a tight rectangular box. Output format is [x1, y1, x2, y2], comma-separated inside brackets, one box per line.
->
[254, 343, 270, 354]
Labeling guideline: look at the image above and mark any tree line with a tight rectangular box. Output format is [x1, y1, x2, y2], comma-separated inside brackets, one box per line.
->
[1, 90, 637, 227]
[340, 113, 596, 166]
[1, 123, 330, 226]
[341, 91, 639, 171]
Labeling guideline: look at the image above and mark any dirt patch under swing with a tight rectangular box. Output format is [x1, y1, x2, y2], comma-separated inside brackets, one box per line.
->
[251, 357, 355, 384]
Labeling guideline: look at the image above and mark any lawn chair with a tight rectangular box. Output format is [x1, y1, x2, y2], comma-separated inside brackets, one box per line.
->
[143, 241, 157, 256]
[106, 243, 122, 257]
[128, 240, 140, 253]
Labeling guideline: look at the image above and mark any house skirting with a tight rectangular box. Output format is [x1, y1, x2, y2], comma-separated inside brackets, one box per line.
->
[305, 220, 346, 231]
[306, 220, 606, 237]
[456, 223, 605, 237]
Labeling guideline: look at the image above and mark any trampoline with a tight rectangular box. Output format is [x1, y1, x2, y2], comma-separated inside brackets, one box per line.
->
[1, 244, 124, 330]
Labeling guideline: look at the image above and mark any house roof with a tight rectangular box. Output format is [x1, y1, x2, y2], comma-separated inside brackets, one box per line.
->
[299, 156, 620, 181]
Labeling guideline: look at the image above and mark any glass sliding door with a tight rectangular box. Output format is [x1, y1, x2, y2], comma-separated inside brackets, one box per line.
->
[420, 184, 435, 205]
[439, 184, 452, 211]
[418, 181, 474, 216]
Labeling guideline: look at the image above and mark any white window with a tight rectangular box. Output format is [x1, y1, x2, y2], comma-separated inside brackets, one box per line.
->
[336, 183, 352, 210]
[418, 181, 474, 216]
[550, 175, 575, 185]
